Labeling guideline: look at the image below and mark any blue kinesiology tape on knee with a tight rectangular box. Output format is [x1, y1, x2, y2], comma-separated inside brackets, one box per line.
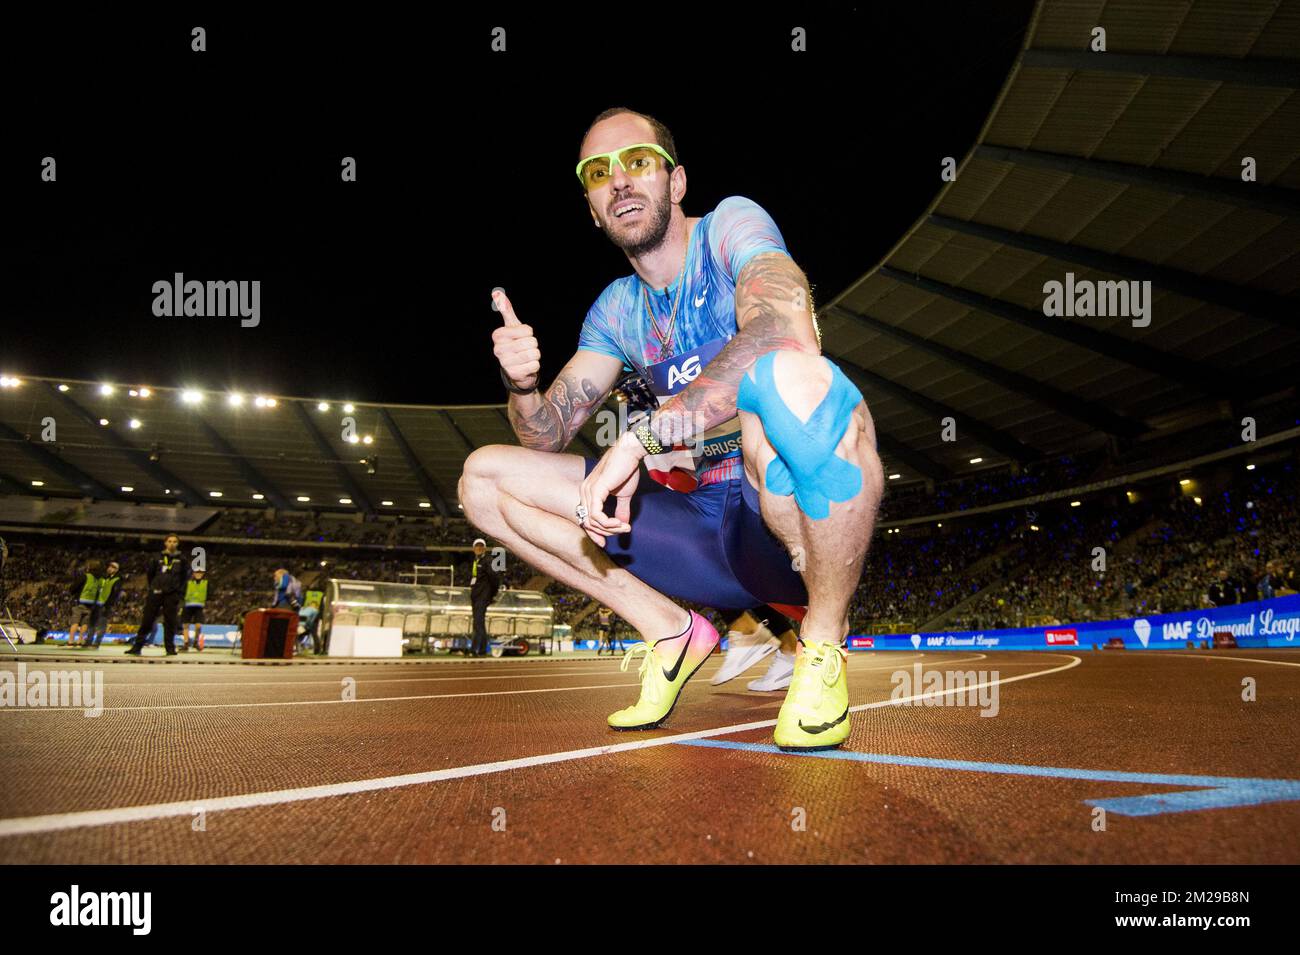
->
[736, 352, 864, 520]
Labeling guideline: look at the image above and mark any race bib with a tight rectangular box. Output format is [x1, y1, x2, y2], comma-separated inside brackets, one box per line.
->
[642, 339, 742, 492]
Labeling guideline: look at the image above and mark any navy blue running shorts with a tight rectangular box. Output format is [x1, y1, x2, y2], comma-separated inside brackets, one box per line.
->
[583, 459, 808, 610]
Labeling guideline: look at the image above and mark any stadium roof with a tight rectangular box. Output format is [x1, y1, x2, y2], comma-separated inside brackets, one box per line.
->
[0, 379, 537, 517]
[2, 0, 1298, 512]
[818, 0, 1300, 483]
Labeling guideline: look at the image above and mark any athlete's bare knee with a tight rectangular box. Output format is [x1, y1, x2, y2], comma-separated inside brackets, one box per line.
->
[769, 349, 833, 421]
[459, 445, 513, 523]
[738, 352, 869, 521]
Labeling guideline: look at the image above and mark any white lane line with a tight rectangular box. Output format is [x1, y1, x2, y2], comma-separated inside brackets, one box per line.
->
[1157, 652, 1300, 669]
[22, 669, 652, 688]
[0, 663, 694, 685]
[0, 682, 644, 711]
[67, 653, 929, 687]
[0, 653, 936, 710]
[0, 655, 1079, 836]
[0, 651, 930, 677]
[0, 662, 699, 688]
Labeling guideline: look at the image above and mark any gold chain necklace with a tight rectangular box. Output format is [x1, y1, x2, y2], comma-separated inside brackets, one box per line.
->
[642, 246, 688, 355]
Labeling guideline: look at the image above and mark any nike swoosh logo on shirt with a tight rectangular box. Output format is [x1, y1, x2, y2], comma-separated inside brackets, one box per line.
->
[693, 287, 708, 308]
[661, 628, 694, 682]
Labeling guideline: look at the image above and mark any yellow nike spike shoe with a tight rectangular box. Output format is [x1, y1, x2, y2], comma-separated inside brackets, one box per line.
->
[773, 639, 850, 751]
[608, 611, 719, 730]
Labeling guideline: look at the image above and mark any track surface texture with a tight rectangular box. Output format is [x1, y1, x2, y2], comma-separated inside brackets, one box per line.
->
[2, 647, 1297, 864]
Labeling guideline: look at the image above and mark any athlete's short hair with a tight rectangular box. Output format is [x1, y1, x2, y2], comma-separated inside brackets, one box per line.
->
[582, 107, 678, 166]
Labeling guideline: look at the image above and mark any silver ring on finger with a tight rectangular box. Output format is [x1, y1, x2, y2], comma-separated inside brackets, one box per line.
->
[575, 503, 589, 526]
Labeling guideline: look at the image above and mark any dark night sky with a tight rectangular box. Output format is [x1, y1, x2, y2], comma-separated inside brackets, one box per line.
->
[3, 5, 1035, 406]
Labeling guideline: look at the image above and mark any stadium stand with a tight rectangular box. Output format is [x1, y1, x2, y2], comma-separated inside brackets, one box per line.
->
[4, 451, 1295, 641]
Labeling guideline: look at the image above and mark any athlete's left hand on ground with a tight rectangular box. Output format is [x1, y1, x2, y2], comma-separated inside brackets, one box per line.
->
[578, 439, 642, 546]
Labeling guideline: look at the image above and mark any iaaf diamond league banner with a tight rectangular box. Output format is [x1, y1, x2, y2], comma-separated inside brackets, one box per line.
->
[850, 594, 1300, 652]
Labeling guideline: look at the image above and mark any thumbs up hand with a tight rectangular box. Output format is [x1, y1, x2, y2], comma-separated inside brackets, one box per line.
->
[491, 289, 541, 393]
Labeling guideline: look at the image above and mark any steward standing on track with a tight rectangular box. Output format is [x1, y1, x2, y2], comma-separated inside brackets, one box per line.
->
[68, 558, 102, 647]
[181, 568, 210, 652]
[126, 534, 190, 656]
[88, 560, 123, 648]
[469, 537, 500, 657]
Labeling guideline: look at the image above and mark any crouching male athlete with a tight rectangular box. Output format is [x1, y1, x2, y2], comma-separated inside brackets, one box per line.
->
[460, 107, 883, 749]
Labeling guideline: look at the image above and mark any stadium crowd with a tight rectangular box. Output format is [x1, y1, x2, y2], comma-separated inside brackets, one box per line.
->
[4, 533, 547, 637]
[201, 508, 473, 547]
[3, 457, 1296, 642]
[880, 455, 1095, 521]
[953, 463, 1299, 629]
[844, 516, 1017, 631]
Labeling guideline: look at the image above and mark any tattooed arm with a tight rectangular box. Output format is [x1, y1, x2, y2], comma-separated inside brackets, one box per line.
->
[507, 348, 625, 452]
[648, 252, 820, 447]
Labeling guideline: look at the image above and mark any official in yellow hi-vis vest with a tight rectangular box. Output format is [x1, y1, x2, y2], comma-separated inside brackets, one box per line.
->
[68, 558, 103, 647]
[87, 560, 123, 649]
[181, 568, 211, 652]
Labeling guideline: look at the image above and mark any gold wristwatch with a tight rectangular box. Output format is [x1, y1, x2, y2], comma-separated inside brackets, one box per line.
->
[632, 423, 663, 455]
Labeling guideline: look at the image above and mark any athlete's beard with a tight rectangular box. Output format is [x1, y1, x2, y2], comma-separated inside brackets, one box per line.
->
[606, 182, 673, 258]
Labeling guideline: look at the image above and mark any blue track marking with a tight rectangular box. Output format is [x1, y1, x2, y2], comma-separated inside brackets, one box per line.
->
[674, 740, 1300, 817]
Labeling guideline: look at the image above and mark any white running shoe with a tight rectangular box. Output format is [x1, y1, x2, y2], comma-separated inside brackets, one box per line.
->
[747, 648, 796, 692]
[710, 622, 777, 685]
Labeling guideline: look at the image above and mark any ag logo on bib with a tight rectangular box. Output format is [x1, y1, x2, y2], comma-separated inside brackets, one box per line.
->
[667, 356, 702, 389]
